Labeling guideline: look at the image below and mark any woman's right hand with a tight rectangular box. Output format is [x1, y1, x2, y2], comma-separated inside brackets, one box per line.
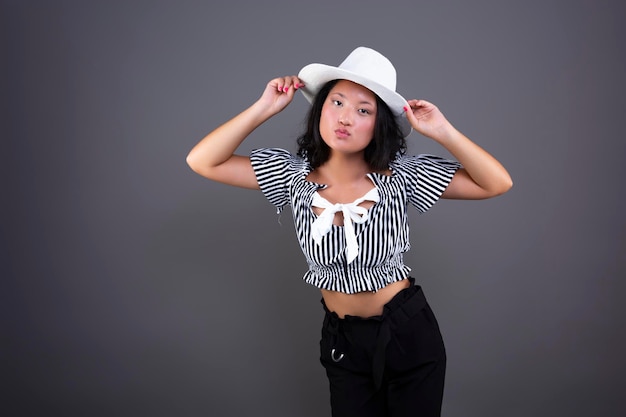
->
[256, 75, 305, 116]
[186, 75, 306, 188]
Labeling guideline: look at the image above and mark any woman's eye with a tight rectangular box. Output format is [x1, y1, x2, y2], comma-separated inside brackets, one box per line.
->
[358, 108, 371, 115]
[333, 100, 342, 106]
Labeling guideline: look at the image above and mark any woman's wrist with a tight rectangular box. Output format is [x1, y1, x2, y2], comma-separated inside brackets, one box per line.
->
[246, 100, 279, 125]
[427, 122, 461, 146]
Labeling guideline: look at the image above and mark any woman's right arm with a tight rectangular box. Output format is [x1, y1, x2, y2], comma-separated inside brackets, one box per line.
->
[186, 76, 304, 189]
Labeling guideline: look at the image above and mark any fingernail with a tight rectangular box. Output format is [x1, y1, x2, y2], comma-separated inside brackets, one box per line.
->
[283, 87, 289, 92]
[403, 106, 408, 112]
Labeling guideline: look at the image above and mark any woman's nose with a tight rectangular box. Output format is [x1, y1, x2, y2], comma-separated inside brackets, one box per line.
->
[339, 110, 351, 125]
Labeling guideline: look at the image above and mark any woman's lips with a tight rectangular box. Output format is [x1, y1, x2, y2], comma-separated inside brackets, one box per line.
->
[335, 128, 350, 138]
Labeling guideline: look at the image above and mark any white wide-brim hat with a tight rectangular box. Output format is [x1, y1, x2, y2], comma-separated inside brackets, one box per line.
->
[298, 46, 412, 137]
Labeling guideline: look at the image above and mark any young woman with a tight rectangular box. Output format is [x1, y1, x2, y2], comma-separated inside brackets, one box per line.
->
[186, 47, 512, 417]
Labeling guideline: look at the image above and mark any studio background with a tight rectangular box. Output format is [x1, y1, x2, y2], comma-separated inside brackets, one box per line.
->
[3, 1, 625, 416]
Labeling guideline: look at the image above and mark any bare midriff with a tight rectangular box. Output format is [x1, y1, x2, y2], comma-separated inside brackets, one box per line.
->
[321, 279, 411, 318]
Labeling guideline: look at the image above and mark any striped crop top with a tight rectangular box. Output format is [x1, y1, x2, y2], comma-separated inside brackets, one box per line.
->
[250, 148, 461, 294]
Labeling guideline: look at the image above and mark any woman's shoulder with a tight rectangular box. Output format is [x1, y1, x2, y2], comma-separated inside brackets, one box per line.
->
[251, 147, 304, 161]
[251, 147, 293, 159]
[391, 153, 461, 172]
[250, 147, 310, 174]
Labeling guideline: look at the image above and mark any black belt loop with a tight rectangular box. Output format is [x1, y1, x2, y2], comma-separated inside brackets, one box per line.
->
[372, 320, 391, 389]
[322, 305, 348, 363]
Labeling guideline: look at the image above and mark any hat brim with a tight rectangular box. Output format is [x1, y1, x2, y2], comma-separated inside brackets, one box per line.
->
[298, 63, 412, 137]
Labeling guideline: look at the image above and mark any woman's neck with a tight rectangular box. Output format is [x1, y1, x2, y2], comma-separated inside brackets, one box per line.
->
[316, 153, 371, 184]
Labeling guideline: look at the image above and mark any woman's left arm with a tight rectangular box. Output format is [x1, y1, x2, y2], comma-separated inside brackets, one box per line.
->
[404, 99, 513, 200]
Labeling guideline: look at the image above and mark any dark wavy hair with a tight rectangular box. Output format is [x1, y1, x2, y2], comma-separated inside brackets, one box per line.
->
[296, 80, 407, 171]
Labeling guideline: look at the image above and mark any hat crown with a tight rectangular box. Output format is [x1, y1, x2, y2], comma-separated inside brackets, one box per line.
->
[338, 47, 397, 92]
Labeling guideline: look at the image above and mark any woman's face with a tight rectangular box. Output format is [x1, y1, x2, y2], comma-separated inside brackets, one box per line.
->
[319, 80, 377, 157]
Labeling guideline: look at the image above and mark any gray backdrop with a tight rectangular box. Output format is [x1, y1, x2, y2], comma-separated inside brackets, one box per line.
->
[3, 0, 625, 416]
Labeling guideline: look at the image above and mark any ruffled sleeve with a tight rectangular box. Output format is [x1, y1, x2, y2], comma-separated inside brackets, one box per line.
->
[250, 148, 308, 213]
[391, 154, 462, 213]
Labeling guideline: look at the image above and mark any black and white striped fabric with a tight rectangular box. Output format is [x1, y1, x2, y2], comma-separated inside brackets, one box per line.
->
[250, 148, 461, 294]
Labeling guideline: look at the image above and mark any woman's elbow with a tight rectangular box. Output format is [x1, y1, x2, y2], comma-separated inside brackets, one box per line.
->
[492, 175, 513, 197]
[186, 151, 208, 176]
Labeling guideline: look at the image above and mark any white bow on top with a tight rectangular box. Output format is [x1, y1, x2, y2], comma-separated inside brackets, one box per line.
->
[310, 188, 380, 264]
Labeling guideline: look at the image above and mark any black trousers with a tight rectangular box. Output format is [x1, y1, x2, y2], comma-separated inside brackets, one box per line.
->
[320, 278, 446, 417]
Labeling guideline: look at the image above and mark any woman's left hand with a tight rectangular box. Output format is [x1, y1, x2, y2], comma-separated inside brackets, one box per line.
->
[403, 99, 452, 142]
[403, 99, 513, 199]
